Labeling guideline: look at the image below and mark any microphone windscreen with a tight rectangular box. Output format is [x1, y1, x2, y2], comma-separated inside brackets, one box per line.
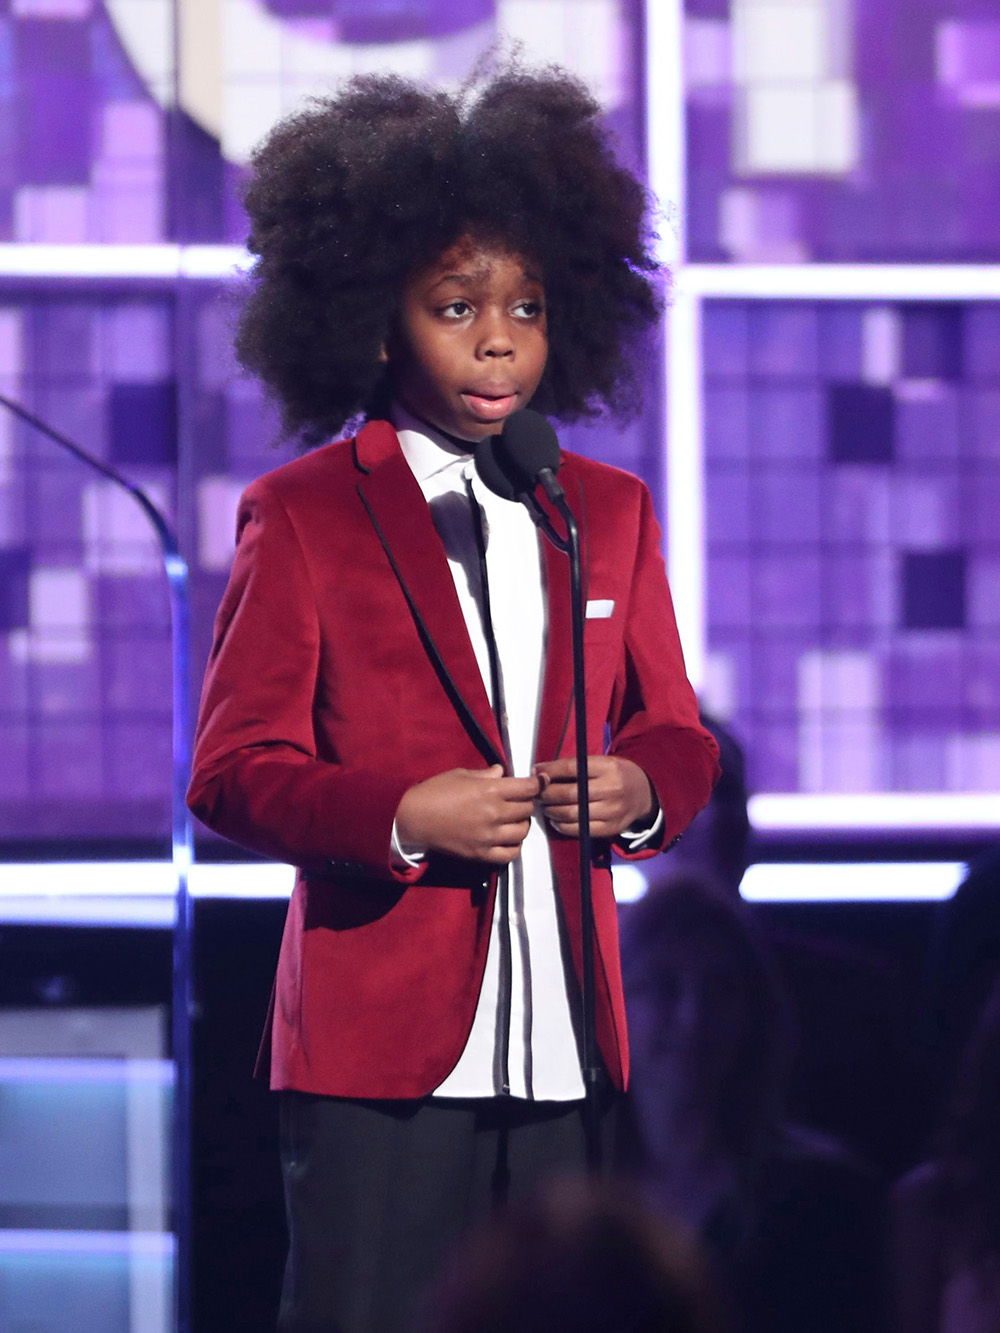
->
[473, 435, 518, 501]
[499, 409, 560, 491]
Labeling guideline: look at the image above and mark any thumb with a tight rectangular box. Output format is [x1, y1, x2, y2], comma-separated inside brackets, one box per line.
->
[471, 764, 504, 779]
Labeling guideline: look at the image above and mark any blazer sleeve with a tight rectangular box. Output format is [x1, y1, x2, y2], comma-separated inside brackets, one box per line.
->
[186, 478, 423, 883]
[607, 482, 720, 857]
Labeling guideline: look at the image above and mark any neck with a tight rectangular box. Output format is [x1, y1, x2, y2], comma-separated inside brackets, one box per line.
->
[394, 402, 485, 456]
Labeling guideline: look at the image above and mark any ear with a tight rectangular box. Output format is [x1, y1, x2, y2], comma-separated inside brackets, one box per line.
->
[378, 343, 389, 364]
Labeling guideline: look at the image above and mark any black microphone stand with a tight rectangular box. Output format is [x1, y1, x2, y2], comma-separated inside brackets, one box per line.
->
[521, 474, 603, 1174]
[0, 391, 195, 1333]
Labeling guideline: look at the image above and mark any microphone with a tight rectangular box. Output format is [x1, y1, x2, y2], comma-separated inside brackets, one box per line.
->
[473, 433, 518, 502]
[474, 406, 602, 1172]
[474, 408, 565, 507]
[497, 408, 562, 498]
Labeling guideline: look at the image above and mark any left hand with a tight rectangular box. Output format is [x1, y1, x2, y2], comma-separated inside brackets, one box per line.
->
[533, 755, 655, 839]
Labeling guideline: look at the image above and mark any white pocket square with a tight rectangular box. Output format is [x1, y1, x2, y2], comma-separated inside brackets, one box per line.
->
[585, 599, 615, 619]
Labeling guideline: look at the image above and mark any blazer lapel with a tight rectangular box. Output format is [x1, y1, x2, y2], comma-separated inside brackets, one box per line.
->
[355, 426, 506, 768]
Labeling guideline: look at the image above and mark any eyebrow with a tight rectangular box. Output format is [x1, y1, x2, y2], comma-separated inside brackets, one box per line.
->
[428, 268, 544, 291]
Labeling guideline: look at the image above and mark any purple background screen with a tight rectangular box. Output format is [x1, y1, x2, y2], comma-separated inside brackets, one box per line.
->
[0, 0, 997, 842]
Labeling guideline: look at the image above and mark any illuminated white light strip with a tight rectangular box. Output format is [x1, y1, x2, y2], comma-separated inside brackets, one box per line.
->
[0, 861, 294, 898]
[0, 1058, 174, 1084]
[0, 244, 250, 280]
[0, 896, 177, 928]
[664, 288, 706, 688]
[646, 0, 706, 686]
[0, 858, 976, 916]
[676, 264, 1000, 301]
[750, 793, 1000, 831]
[0, 1230, 174, 1257]
[741, 861, 966, 903]
[645, 0, 686, 267]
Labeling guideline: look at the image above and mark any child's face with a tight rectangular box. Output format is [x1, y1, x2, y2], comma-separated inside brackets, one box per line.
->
[389, 234, 548, 442]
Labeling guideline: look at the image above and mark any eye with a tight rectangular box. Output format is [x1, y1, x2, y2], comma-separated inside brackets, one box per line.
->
[440, 300, 473, 319]
[512, 299, 544, 319]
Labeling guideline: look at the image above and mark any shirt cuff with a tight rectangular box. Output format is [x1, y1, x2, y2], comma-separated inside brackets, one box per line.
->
[390, 818, 428, 871]
[618, 802, 664, 851]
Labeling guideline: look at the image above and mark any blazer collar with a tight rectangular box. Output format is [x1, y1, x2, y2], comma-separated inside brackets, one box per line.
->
[354, 420, 506, 767]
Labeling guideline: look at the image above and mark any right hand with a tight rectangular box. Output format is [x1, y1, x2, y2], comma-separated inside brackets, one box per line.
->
[395, 764, 541, 865]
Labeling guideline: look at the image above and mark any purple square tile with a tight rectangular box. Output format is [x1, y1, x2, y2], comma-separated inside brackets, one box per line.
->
[109, 381, 177, 465]
[31, 466, 83, 547]
[901, 304, 964, 380]
[824, 467, 892, 544]
[896, 388, 961, 460]
[703, 303, 749, 378]
[105, 720, 172, 799]
[95, 575, 170, 631]
[827, 384, 895, 463]
[0, 640, 27, 718]
[35, 719, 103, 797]
[965, 308, 1000, 383]
[901, 550, 967, 630]
[708, 553, 752, 628]
[751, 386, 824, 460]
[967, 642, 1000, 724]
[35, 657, 101, 716]
[968, 390, 1000, 458]
[890, 471, 962, 547]
[688, 104, 732, 172]
[885, 644, 965, 712]
[748, 306, 820, 378]
[961, 469, 1000, 545]
[745, 719, 800, 792]
[703, 385, 749, 460]
[0, 544, 29, 629]
[15, 22, 92, 185]
[34, 302, 97, 377]
[0, 721, 29, 800]
[823, 554, 876, 630]
[747, 637, 811, 714]
[890, 734, 948, 792]
[706, 463, 750, 546]
[819, 306, 864, 381]
[967, 555, 1000, 628]
[750, 466, 822, 544]
[104, 631, 172, 711]
[753, 556, 823, 628]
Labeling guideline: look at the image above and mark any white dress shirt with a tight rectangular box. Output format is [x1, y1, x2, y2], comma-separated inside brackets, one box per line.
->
[391, 406, 657, 1101]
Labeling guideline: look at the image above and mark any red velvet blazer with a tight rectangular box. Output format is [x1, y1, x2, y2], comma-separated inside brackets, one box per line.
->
[187, 420, 719, 1099]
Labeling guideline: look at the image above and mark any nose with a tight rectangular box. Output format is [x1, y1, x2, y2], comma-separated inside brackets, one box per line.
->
[478, 309, 514, 359]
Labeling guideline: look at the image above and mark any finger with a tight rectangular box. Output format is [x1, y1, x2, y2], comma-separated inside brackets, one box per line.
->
[533, 758, 577, 781]
[484, 844, 522, 865]
[497, 776, 544, 800]
[488, 820, 532, 849]
[492, 800, 536, 823]
[534, 756, 609, 781]
[540, 783, 579, 807]
[542, 799, 579, 820]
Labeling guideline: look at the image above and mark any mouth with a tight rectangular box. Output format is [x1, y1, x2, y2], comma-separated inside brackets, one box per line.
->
[460, 389, 519, 422]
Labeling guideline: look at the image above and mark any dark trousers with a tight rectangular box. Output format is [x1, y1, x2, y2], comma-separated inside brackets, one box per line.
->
[277, 1090, 618, 1333]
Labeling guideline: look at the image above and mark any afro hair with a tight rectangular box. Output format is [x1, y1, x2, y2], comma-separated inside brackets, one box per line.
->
[236, 62, 663, 447]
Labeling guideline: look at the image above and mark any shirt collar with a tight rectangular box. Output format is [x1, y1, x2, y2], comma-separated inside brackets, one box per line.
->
[391, 403, 475, 484]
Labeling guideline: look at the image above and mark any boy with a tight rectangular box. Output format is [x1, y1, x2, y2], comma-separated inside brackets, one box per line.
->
[188, 64, 719, 1333]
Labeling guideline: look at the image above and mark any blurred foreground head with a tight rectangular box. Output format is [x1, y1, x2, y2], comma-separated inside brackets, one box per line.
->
[420, 1179, 724, 1333]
